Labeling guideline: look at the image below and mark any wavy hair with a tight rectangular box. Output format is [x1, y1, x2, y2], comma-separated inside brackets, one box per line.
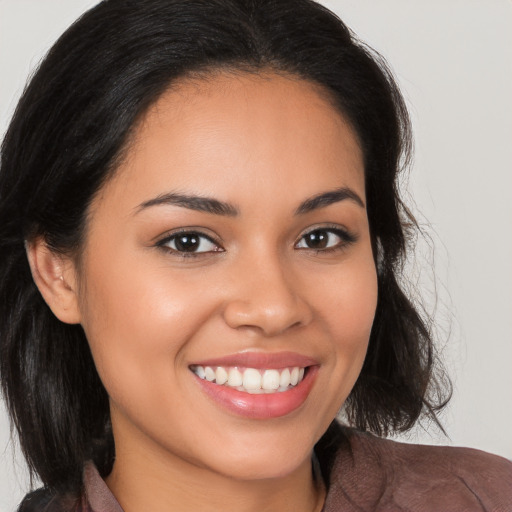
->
[0, 0, 450, 498]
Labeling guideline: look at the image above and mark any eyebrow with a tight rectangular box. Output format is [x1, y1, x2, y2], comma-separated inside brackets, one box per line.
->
[135, 186, 364, 217]
[135, 192, 239, 216]
[295, 186, 365, 214]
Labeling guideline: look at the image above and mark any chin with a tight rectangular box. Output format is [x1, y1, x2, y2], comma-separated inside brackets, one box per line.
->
[213, 453, 310, 482]
[195, 431, 317, 482]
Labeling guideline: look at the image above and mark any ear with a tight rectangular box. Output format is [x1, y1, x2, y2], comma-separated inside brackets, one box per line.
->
[26, 238, 82, 324]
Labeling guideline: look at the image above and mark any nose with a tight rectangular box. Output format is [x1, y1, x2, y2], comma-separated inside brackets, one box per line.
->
[222, 252, 313, 337]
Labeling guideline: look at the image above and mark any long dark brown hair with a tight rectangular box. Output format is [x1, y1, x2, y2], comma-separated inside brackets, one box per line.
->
[0, 0, 450, 500]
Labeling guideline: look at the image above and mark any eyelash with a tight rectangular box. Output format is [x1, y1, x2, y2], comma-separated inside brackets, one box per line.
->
[295, 226, 357, 254]
[156, 226, 357, 258]
[156, 229, 223, 259]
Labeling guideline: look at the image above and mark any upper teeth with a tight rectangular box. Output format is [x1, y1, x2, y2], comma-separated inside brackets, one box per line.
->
[191, 365, 306, 394]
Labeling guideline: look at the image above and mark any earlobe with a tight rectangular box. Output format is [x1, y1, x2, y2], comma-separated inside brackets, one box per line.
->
[26, 238, 82, 324]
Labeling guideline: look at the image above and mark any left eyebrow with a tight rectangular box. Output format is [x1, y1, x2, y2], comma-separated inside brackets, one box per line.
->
[295, 186, 365, 215]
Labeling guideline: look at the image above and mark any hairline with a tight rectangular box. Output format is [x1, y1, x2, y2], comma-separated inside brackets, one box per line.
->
[73, 63, 365, 269]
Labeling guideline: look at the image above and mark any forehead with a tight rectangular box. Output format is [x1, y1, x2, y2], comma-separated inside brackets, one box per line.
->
[94, 71, 365, 214]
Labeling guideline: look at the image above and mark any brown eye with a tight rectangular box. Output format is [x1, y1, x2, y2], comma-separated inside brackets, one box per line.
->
[296, 228, 356, 251]
[302, 230, 330, 249]
[159, 231, 220, 254]
[174, 233, 201, 252]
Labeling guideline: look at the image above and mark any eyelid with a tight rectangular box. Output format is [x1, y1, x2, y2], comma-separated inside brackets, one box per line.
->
[153, 224, 356, 257]
[296, 223, 355, 240]
[155, 228, 224, 254]
[294, 224, 357, 250]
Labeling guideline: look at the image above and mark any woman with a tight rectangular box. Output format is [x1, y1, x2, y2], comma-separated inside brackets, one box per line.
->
[0, 0, 510, 511]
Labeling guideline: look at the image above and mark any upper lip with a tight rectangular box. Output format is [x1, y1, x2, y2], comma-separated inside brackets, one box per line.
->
[190, 351, 318, 369]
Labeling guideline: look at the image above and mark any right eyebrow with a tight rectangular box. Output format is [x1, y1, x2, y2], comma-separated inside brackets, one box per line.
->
[133, 192, 239, 217]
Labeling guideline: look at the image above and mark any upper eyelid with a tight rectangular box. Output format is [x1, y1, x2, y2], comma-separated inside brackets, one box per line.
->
[156, 231, 224, 257]
[154, 223, 355, 248]
[294, 225, 358, 250]
[295, 224, 353, 240]
[156, 228, 223, 246]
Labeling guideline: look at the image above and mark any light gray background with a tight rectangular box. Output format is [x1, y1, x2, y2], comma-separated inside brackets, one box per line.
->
[1, 0, 511, 510]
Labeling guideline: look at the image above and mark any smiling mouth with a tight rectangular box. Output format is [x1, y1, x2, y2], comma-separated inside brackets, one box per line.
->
[190, 365, 307, 394]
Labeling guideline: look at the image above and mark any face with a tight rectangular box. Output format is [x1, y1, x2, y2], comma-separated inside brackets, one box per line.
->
[74, 72, 377, 481]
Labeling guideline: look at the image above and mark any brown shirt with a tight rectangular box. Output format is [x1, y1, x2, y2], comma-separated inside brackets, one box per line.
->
[323, 428, 512, 511]
[20, 428, 512, 512]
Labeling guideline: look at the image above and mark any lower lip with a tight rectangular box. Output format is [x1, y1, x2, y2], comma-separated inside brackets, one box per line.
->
[193, 367, 319, 419]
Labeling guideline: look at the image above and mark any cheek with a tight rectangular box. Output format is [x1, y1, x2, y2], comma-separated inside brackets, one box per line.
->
[76, 250, 216, 405]
[340, 263, 377, 364]
[312, 254, 377, 388]
[314, 256, 378, 345]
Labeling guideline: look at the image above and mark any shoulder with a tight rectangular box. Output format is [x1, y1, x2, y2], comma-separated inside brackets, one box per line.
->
[18, 463, 122, 512]
[343, 427, 512, 479]
[323, 427, 512, 512]
[17, 489, 89, 512]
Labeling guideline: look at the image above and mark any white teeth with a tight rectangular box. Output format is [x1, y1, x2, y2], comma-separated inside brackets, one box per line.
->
[290, 367, 300, 386]
[262, 369, 280, 390]
[243, 368, 262, 390]
[215, 366, 228, 385]
[228, 367, 243, 387]
[205, 366, 216, 382]
[279, 368, 291, 388]
[192, 365, 307, 394]
[195, 366, 206, 379]
[247, 387, 264, 394]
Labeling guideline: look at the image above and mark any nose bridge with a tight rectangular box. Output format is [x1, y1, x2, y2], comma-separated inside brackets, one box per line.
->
[222, 246, 312, 336]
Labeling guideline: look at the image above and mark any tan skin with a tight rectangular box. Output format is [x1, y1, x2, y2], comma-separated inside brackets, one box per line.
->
[28, 72, 378, 512]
